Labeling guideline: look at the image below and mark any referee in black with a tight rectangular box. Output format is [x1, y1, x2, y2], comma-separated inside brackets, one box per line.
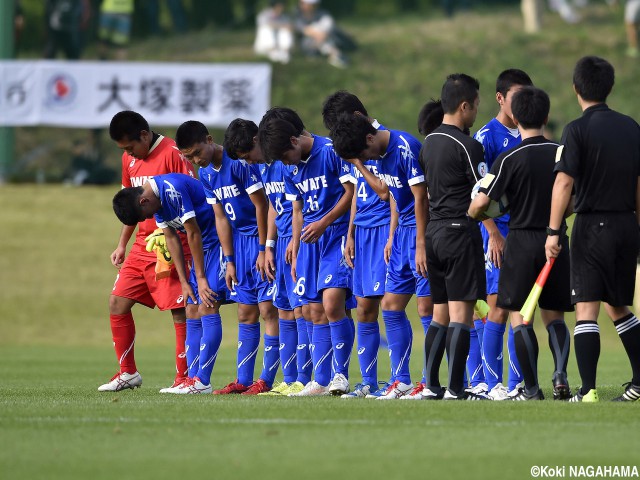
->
[545, 56, 640, 403]
[468, 86, 573, 401]
[419, 73, 487, 400]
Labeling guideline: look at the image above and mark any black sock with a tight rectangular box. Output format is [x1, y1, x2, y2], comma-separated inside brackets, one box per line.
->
[514, 324, 539, 395]
[613, 313, 640, 385]
[547, 320, 570, 374]
[446, 322, 470, 395]
[574, 321, 600, 394]
[424, 322, 447, 389]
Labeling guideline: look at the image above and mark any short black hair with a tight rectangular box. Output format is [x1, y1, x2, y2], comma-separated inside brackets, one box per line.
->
[322, 90, 368, 131]
[175, 120, 210, 150]
[257, 118, 300, 163]
[330, 112, 377, 160]
[259, 107, 305, 135]
[496, 69, 533, 96]
[511, 86, 550, 130]
[109, 111, 149, 142]
[223, 118, 259, 159]
[573, 55, 614, 102]
[440, 73, 480, 114]
[112, 187, 145, 226]
[417, 99, 444, 136]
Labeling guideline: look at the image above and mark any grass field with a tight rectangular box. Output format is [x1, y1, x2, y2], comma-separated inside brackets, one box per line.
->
[2, 185, 640, 479]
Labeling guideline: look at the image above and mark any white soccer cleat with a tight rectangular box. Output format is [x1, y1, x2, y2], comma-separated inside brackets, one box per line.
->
[341, 383, 372, 398]
[288, 380, 331, 397]
[376, 380, 413, 400]
[159, 377, 189, 393]
[98, 371, 142, 392]
[508, 381, 525, 398]
[466, 382, 489, 395]
[488, 383, 510, 401]
[329, 373, 350, 396]
[400, 382, 425, 400]
[173, 377, 212, 394]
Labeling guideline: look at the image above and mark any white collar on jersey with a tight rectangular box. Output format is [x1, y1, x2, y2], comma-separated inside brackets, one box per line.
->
[149, 178, 159, 198]
[147, 134, 164, 156]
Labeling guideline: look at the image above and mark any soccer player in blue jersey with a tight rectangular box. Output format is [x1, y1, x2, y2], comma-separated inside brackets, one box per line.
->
[175, 121, 280, 395]
[330, 111, 430, 400]
[258, 113, 356, 397]
[223, 115, 312, 396]
[112, 173, 234, 394]
[473, 69, 537, 400]
[322, 91, 399, 399]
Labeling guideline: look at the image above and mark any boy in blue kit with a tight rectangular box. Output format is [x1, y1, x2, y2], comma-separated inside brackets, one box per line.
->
[322, 91, 399, 399]
[473, 69, 539, 400]
[223, 115, 312, 397]
[112, 173, 233, 394]
[258, 113, 356, 397]
[175, 121, 280, 396]
[330, 112, 431, 400]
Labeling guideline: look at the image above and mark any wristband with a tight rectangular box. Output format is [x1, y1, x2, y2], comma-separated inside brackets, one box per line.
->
[546, 226, 561, 236]
[266, 240, 276, 249]
[258, 244, 266, 252]
[223, 255, 235, 263]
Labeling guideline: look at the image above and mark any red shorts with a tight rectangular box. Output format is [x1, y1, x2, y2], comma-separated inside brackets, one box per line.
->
[111, 253, 191, 311]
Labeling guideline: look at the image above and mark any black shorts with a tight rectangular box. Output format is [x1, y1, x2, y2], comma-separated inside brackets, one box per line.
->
[497, 229, 573, 312]
[571, 212, 639, 306]
[426, 218, 485, 304]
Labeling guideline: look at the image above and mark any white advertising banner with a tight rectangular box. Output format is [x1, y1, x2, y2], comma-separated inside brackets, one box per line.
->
[0, 61, 271, 128]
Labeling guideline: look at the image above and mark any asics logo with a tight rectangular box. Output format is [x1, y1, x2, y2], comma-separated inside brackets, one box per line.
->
[279, 343, 286, 350]
[324, 274, 333, 284]
[297, 344, 307, 350]
[374, 282, 380, 291]
[176, 295, 184, 304]
[335, 343, 345, 350]
[265, 346, 273, 352]
[178, 352, 187, 358]
[503, 138, 509, 148]
[357, 347, 366, 354]
[129, 159, 135, 167]
[200, 343, 206, 351]
[267, 285, 277, 296]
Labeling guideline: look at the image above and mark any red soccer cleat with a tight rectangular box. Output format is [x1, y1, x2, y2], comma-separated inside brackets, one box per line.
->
[212, 379, 250, 395]
[241, 379, 271, 395]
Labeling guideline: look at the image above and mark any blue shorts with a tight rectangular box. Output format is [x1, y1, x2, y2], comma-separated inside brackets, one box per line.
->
[295, 223, 353, 304]
[186, 242, 230, 305]
[229, 232, 276, 305]
[385, 224, 430, 297]
[273, 235, 301, 311]
[353, 224, 389, 298]
[480, 220, 510, 295]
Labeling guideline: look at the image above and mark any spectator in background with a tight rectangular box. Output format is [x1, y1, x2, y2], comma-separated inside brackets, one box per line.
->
[625, 0, 640, 57]
[146, 0, 188, 36]
[295, 0, 348, 68]
[254, 0, 294, 64]
[43, 0, 91, 60]
[98, 0, 134, 60]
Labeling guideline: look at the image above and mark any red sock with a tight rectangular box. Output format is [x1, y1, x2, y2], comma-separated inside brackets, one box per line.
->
[110, 313, 137, 374]
[174, 322, 188, 378]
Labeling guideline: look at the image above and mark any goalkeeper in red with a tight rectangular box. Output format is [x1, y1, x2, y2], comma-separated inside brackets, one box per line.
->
[468, 86, 573, 400]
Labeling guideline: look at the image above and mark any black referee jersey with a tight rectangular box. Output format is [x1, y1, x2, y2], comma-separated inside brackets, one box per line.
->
[419, 124, 485, 220]
[555, 104, 640, 213]
[479, 136, 560, 230]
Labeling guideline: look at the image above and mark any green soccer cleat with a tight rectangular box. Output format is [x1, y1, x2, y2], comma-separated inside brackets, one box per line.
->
[258, 381, 289, 396]
[282, 381, 306, 396]
[569, 388, 599, 403]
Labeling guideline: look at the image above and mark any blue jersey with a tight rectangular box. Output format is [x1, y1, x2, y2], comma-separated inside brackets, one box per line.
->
[376, 130, 424, 227]
[199, 151, 263, 236]
[150, 173, 219, 251]
[259, 162, 293, 237]
[354, 121, 390, 228]
[284, 134, 354, 225]
[474, 118, 521, 224]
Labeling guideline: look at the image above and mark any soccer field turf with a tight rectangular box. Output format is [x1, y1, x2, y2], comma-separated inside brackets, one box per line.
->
[1, 344, 638, 480]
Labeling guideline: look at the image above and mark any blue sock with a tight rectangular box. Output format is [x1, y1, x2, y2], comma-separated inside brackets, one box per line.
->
[382, 310, 412, 385]
[357, 321, 380, 386]
[259, 334, 280, 387]
[482, 321, 506, 390]
[195, 314, 222, 385]
[467, 327, 484, 387]
[330, 317, 354, 377]
[296, 317, 312, 384]
[185, 318, 202, 378]
[348, 316, 356, 341]
[420, 315, 433, 384]
[507, 323, 523, 390]
[312, 323, 333, 386]
[237, 323, 260, 386]
[474, 319, 485, 346]
[278, 319, 298, 384]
